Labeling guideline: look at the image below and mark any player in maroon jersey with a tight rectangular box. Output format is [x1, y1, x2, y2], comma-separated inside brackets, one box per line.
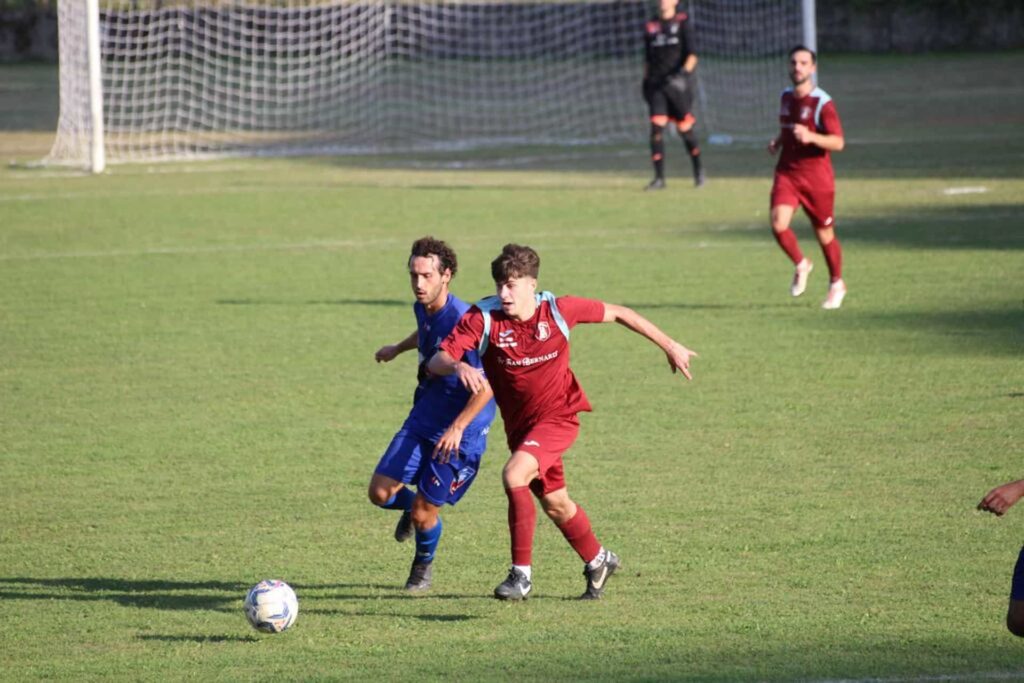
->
[977, 478, 1024, 637]
[428, 244, 697, 600]
[768, 45, 847, 309]
[642, 0, 704, 190]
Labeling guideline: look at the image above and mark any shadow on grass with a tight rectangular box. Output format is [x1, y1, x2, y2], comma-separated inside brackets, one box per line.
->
[309, 609, 480, 622]
[838, 203, 1024, 251]
[137, 634, 260, 643]
[817, 306, 1024, 357]
[0, 577, 446, 613]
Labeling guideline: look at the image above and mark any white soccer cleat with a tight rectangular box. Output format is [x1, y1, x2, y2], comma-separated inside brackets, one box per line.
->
[790, 259, 813, 297]
[822, 279, 847, 310]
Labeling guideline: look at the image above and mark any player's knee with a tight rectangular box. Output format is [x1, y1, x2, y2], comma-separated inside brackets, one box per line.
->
[815, 227, 835, 245]
[410, 504, 437, 531]
[367, 485, 390, 506]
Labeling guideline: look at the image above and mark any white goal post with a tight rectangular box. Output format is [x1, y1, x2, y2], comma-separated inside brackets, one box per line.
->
[46, 0, 814, 172]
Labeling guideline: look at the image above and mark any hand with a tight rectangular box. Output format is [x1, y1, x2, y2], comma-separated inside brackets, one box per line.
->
[978, 480, 1024, 516]
[455, 362, 486, 394]
[793, 124, 814, 145]
[767, 138, 779, 155]
[375, 345, 401, 363]
[665, 340, 698, 380]
[432, 424, 465, 464]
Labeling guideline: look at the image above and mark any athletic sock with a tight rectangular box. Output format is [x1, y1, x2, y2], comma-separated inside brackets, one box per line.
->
[414, 517, 442, 564]
[586, 547, 607, 571]
[681, 131, 702, 177]
[379, 486, 415, 511]
[512, 564, 532, 581]
[821, 237, 843, 282]
[773, 228, 804, 265]
[556, 505, 602, 564]
[506, 486, 537, 567]
[650, 125, 666, 178]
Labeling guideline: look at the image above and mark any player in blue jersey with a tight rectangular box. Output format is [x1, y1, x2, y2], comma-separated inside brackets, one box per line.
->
[978, 478, 1024, 636]
[369, 236, 497, 593]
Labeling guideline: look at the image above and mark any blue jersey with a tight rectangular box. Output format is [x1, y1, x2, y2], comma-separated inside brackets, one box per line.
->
[405, 294, 495, 449]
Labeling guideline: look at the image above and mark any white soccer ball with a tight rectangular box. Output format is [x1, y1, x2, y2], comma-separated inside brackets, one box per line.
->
[244, 579, 298, 633]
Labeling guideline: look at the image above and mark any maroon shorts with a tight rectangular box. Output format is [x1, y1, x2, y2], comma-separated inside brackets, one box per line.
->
[511, 416, 580, 497]
[771, 172, 835, 229]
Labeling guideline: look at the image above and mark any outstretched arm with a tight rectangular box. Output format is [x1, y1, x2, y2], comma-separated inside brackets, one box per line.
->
[433, 380, 494, 464]
[978, 479, 1024, 516]
[602, 303, 697, 379]
[375, 331, 417, 363]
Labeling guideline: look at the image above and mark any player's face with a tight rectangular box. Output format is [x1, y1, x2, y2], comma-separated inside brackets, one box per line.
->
[408, 255, 451, 311]
[495, 275, 537, 321]
[789, 50, 816, 86]
[659, 0, 678, 19]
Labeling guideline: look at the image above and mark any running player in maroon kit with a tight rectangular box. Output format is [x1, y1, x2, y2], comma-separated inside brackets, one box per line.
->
[642, 0, 704, 190]
[428, 244, 697, 600]
[768, 45, 847, 309]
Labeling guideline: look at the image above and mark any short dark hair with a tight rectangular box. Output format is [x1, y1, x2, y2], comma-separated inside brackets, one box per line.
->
[409, 236, 457, 277]
[491, 243, 540, 282]
[789, 44, 817, 63]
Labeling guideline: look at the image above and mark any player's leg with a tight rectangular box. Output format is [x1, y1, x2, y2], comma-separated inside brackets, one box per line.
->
[401, 493, 442, 593]
[667, 79, 703, 187]
[804, 189, 845, 309]
[770, 176, 812, 296]
[537, 464, 620, 600]
[1007, 546, 1024, 636]
[369, 428, 422, 542]
[494, 449, 541, 600]
[644, 83, 669, 190]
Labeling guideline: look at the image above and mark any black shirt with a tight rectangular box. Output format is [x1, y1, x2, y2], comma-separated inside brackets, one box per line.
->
[643, 12, 695, 85]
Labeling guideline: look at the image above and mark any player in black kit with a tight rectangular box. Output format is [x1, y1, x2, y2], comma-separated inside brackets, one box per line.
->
[642, 0, 704, 190]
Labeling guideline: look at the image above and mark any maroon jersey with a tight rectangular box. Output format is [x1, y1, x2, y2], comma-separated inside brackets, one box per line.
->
[776, 86, 844, 185]
[440, 293, 605, 446]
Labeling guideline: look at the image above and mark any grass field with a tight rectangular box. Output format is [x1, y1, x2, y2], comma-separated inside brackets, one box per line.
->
[1, 52, 1023, 681]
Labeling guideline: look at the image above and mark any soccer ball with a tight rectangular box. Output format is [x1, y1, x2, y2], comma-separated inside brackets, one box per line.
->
[243, 579, 298, 633]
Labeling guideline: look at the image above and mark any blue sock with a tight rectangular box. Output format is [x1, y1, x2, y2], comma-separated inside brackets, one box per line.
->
[379, 486, 415, 511]
[414, 517, 443, 564]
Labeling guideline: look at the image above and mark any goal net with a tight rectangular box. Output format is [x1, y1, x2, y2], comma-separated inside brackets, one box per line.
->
[46, 0, 807, 169]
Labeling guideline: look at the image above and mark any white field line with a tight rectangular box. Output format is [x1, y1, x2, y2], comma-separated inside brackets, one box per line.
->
[942, 186, 989, 195]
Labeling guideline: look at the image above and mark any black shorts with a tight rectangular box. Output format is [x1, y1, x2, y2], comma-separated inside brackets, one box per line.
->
[643, 73, 695, 123]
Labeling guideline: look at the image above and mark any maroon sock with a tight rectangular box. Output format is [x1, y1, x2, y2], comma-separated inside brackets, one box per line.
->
[773, 228, 804, 265]
[506, 486, 536, 566]
[556, 505, 602, 564]
[821, 238, 843, 282]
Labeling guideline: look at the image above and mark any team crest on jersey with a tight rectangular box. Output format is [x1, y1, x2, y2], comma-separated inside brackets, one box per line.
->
[536, 322, 550, 341]
[800, 105, 812, 120]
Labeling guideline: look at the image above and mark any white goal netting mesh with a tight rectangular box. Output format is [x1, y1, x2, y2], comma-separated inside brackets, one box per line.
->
[46, 0, 804, 167]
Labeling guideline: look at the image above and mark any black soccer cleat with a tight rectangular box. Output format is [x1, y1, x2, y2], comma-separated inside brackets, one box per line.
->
[579, 551, 621, 600]
[394, 510, 413, 543]
[493, 567, 532, 601]
[644, 177, 666, 191]
[404, 560, 433, 593]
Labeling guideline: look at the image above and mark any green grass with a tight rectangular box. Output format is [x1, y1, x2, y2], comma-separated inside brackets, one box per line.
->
[1, 52, 1023, 681]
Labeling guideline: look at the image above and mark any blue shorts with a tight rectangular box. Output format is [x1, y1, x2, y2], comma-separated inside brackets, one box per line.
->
[1012, 546, 1024, 601]
[374, 427, 485, 507]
